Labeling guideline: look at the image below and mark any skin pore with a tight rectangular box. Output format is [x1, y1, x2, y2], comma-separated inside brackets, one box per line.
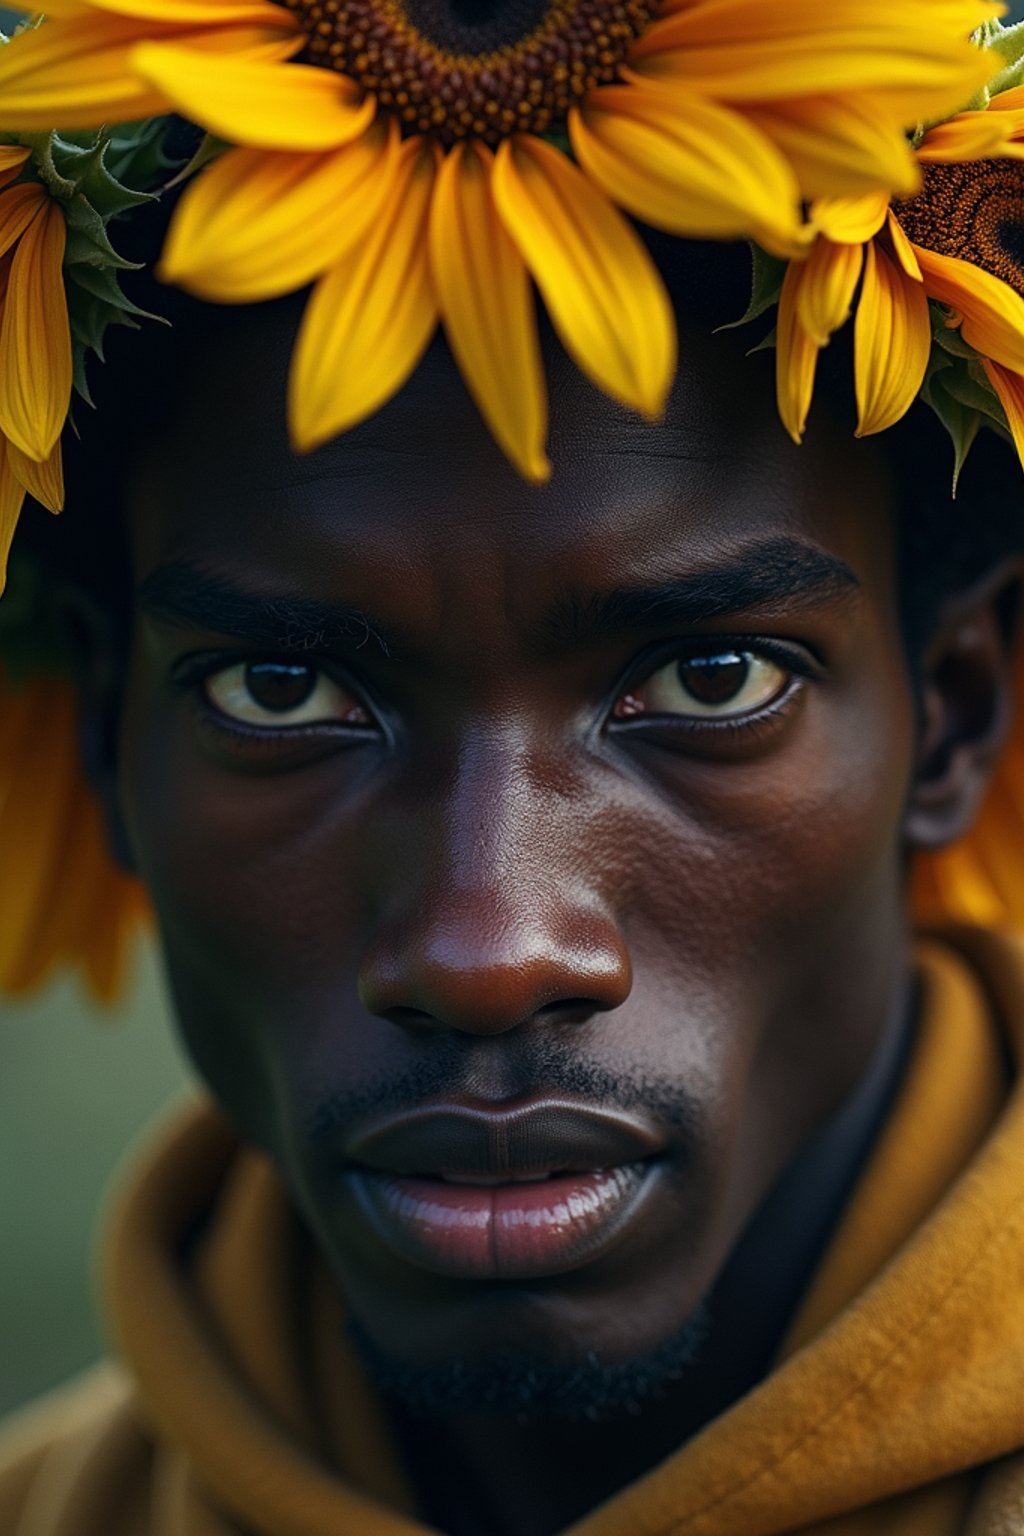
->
[78, 304, 1017, 1536]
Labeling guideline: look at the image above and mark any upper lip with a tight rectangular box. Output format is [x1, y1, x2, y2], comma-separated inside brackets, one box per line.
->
[344, 1097, 665, 1180]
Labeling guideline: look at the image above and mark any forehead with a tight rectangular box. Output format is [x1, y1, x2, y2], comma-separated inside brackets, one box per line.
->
[127, 315, 899, 632]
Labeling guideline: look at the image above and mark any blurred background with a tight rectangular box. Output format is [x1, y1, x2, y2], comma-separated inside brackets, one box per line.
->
[1, 948, 193, 1416]
[5, 0, 1024, 1423]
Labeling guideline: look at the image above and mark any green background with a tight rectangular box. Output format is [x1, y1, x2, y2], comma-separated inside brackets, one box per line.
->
[4, 0, 1024, 1422]
[1, 949, 192, 1416]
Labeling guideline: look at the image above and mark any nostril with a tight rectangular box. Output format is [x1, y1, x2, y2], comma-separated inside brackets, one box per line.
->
[534, 997, 609, 1024]
[383, 1005, 438, 1031]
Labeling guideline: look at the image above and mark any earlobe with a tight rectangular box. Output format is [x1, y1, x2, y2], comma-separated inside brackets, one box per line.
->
[904, 562, 1023, 853]
[63, 591, 138, 876]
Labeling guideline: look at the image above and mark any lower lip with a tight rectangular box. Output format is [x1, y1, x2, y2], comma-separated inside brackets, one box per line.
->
[347, 1163, 657, 1281]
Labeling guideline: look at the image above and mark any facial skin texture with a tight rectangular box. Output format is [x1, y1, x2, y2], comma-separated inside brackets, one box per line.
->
[93, 309, 1012, 1536]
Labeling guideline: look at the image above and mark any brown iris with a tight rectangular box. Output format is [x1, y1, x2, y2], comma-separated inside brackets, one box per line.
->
[282, 0, 655, 142]
[895, 158, 1024, 299]
[244, 662, 318, 712]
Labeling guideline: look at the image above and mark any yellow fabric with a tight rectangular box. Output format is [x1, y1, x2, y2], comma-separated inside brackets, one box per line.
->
[6, 928, 1024, 1534]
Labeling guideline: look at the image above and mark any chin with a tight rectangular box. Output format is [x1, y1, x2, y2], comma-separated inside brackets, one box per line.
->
[344, 1300, 713, 1422]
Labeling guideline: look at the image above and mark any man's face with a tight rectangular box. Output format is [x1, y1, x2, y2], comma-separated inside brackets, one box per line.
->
[115, 316, 916, 1399]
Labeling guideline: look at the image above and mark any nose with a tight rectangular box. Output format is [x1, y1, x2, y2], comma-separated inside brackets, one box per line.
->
[357, 736, 632, 1037]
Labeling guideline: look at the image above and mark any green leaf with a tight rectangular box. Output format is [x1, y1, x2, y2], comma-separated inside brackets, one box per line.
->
[718, 242, 787, 330]
[931, 316, 978, 361]
[920, 366, 983, 494]
[747, 324, 778, 355]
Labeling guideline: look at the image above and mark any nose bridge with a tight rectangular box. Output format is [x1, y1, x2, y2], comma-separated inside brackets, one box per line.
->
[358, 723, 632, 1033]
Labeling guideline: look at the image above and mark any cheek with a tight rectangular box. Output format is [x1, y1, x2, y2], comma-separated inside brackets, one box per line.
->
[116, 660, 388, 1135]
[607, 649, 916, 1192]
[627, 654, 915, 963]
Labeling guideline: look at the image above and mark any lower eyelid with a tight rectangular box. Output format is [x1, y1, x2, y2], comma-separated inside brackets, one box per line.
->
[609, 674, 806, 742]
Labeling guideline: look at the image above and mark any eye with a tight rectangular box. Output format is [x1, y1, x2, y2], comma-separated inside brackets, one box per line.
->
[203, 660, 372, 728]
[613, 648, 791, 721]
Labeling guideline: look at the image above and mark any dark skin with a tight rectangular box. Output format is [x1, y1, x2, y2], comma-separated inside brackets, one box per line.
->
[79, 310, 1018, 1536]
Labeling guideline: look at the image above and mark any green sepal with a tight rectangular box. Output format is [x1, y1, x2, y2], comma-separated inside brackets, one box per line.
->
[920, 359, 983, 495]
[67, 264, 165, 402]
[2, 124, 180, 407]
[719, 242, 787, 330]
[983, 18, 1024, 98]
[747, 324, 778, 355]
[919, 305, 1012, 492]
[167, 128, 230, 187]
[105, 116, 181, 191]
[931, 313, 980, 362]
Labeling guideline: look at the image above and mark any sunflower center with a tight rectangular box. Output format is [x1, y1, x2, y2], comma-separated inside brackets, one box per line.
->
[894, 158, 1024, 299]
[282, 0, 655, 142]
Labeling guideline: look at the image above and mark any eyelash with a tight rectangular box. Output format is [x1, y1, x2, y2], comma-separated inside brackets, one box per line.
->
[170, 651, 381, 757]
[605, 637, 818, 752]
[171, 634, 819, 757]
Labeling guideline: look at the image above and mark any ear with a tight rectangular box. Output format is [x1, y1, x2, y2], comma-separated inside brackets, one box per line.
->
[62, 586, 138, 875]
[904, 560, 1024, 853]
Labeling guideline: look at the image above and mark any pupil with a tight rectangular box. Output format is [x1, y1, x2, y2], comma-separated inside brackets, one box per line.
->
[679, 652, 749, 705]
[245, 662, 317, 713]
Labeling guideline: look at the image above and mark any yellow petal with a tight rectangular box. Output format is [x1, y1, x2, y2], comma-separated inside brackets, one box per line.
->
[134, 41, 373, 150]
[9, 436, 63, 512]
[743, 95, 920, 200]
[0, 147, 30, 193]
[854, 239, 930, 437]
[914, 244, 1024, 374]
[570, 84, 803, 258]
[159, 124, 397, 303]
[916, 110, 1024, 163]
[288, 139, 439, 453]
[986, 83, 1024, 110]
[0, 435, 26, 596]
[0, 11, 295, 131]
[630, 0, 995, 120]
[0, 677, 80, 987]
[886, 209, 922, 281]
[493, 135, 675, 422]
[0, 13, 168, 128]
[810, 190, 889, 245]
[775, 259, 820, 444]
[794, 236, 864, 347]
[0, 201, 72, 461]
[0, 183, 47, 259]
[41, 0, 290, 20]
[430, 142, 549, 484]
[981, 358, 1024, 472]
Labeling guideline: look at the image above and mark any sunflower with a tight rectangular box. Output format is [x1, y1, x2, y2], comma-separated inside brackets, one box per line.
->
[0, 663, 148, 1000]
[0, 144, 67, 593]
[0, 0, 996, 479]
[777, 80, 1024, 469]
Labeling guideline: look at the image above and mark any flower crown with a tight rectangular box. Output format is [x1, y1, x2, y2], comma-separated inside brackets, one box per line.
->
[1, 0, 1023, 1000]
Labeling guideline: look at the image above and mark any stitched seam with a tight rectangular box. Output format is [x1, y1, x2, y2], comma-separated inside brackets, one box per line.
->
[669, 1195, 1024, 1533]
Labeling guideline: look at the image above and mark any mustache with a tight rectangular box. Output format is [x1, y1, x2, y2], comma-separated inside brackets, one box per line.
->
[299, 1035, 705, 1151]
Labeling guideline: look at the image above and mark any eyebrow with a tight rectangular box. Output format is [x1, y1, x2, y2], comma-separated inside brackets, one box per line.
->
[138, 536, 859, 660]
[544, 537, 859, 648]
[137, 562, 404, 656]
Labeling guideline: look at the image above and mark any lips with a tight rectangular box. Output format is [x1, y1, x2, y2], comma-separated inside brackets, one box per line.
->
[342, 1099, 665, 1281]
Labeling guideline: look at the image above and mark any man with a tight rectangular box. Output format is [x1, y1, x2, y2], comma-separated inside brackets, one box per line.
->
[2, 232, 1024, 1535]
